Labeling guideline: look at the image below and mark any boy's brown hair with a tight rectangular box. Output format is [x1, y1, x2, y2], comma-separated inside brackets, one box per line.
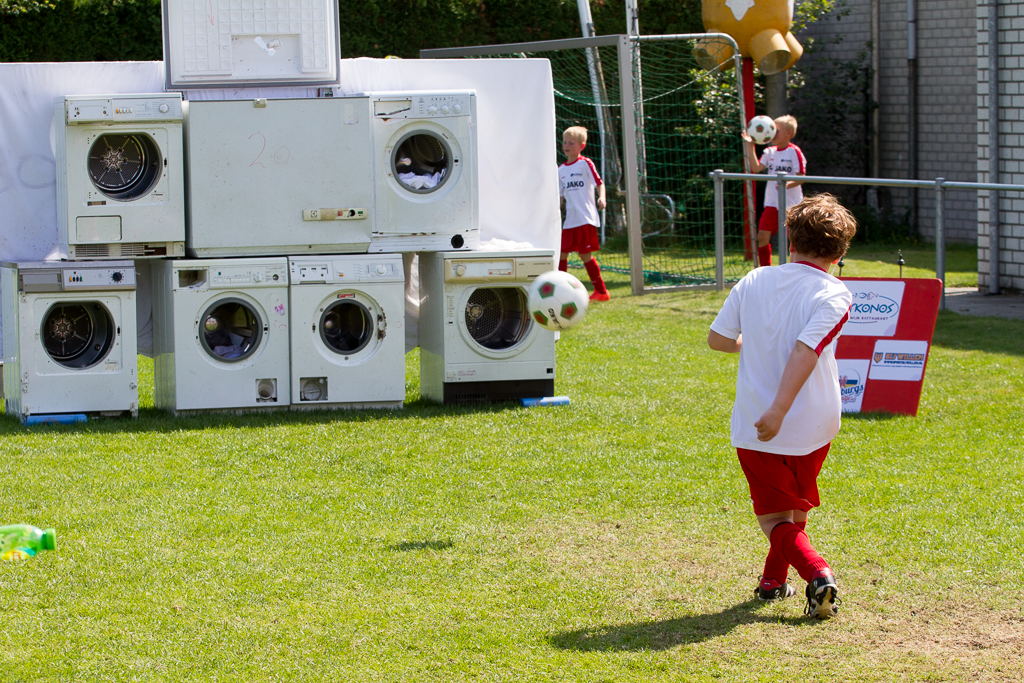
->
[786, 193, 857, 262]
[563, 126, 588, 144]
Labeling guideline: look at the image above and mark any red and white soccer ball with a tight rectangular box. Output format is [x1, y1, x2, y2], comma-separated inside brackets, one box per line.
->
[747, 115, 777, 146]
[527, 270, 589, 331]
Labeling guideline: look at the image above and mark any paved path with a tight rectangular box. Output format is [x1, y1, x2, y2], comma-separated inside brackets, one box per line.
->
[944, 287, 1024, 321]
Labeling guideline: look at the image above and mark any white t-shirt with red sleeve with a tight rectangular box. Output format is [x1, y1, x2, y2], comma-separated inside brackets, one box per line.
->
[710, 262, 851, 455]
[760, 143, 806, 209]
[559, 156, 603, 230]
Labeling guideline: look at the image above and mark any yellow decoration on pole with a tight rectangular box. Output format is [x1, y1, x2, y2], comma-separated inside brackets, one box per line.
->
[695, 0, 803, 74]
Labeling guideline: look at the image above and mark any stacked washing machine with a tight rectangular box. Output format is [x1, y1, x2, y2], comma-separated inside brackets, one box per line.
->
[148, 90, 488, 415]
[4, 84, 557, 422]
[2, 93, 188, 422]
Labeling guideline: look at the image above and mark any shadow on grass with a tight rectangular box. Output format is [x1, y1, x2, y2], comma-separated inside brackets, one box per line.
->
[842, 410, 903, 422]
[549, 600, 815, 651]
[0, 397, 529, 436]
[387, 540, 453, 552]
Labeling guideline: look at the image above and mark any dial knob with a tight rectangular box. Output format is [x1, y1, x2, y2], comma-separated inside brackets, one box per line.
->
[452, 103, 462, 114]
[455, 264, 466, 276]
[158, 103, 169, 113]
[253, 272, 264, 282]
[440, 104, 450, 114]
[111, 271, 123, 282]
[376, 264, 388, 275]
[427, 105, 437, 114]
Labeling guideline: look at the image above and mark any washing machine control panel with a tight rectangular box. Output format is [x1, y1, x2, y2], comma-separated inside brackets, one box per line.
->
[372, 92, 473, 120]
[290, 259, 403, 284]
[17, 265, 136, 293]
[443, 256, 552, 283]
[66, 95, 183, 123]
[209, 265, 287, 287]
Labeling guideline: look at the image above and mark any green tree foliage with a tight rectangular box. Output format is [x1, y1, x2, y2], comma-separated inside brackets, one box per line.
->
[1, 0, 710, 63]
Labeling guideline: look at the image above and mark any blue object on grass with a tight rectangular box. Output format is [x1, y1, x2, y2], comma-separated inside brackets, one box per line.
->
[521, 396, 571, 407]
[24, 414, 87, 426]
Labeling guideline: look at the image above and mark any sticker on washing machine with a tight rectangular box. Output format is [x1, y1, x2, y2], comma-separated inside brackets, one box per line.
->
[104, 360, 119, 372]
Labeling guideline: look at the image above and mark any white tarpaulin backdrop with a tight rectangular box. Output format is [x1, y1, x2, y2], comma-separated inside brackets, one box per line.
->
[0, 58, 560, 356]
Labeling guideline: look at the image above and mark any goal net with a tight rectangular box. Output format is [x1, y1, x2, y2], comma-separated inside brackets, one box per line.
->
[452, 35, 752, 288]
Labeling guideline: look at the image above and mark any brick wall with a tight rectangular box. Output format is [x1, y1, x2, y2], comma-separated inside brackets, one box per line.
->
[977, 0, 1024, 291]
[797, 0, 978, 245]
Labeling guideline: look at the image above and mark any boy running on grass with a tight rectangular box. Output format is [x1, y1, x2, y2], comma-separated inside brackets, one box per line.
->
[707, 193, 856, 619]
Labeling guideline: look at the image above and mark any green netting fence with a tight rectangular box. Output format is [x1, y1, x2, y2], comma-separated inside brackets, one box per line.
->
[425, 34, 755, 289]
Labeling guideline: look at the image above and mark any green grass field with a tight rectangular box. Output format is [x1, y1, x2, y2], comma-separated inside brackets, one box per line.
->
[2, 252, 1021, 682]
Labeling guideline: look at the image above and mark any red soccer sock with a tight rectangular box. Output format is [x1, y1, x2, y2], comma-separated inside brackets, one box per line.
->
[761, 519, 806, 586]
[558, 258, 568, 272]
[583, 259, 607, 294]
[758, 244, 772, 267]
[769, 521, 831, 583]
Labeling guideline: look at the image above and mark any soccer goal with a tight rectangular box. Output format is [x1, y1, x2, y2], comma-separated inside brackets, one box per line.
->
[422, 33, 753, 293]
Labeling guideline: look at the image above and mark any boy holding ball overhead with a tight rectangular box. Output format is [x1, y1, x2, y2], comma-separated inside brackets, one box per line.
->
[741, 115, 806, 267]
[708, 193, 856, 619]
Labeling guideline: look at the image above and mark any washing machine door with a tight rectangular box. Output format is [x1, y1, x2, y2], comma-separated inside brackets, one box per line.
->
[40, 301, 116, 370]
[460, 286, 532, 353]
[87, 132, 163, 201]
[197, 296, 265, 363]
[314, 292, 383, 362]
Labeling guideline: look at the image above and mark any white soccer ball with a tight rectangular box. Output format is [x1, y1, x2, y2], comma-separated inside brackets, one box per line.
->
[747, 115, 777, 146]
[527, 270, 590, 331]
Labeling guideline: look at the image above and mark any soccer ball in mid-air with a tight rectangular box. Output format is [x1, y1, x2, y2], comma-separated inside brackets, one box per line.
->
[527, 270, 589, 331]
[747, 115, 777, 146]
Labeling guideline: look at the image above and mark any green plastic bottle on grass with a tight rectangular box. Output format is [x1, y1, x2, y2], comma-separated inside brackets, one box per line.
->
[0, 525, 57, 561]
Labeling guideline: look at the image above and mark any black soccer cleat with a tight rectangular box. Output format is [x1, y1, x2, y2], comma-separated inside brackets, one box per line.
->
[804, 575, 841, 619]
[754, 577, 797, 602]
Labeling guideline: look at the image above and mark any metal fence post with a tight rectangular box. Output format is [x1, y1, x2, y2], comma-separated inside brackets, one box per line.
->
[617, 34, 644, 295]
[714, 170, 724, 291]
[776, 171, 788, 264]
[935, 177, 945, 311]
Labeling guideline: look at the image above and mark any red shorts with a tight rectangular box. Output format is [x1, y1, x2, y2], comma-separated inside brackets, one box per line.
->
[561, 224, 601, 254]
[758, 206, 780, 234]
[737, 443, 831, 515]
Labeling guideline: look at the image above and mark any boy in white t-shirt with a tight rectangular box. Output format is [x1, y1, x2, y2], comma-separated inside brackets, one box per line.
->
[741, 115, 806, 267]
[708, 193, 856, 619]
[558, 126, 610, 301]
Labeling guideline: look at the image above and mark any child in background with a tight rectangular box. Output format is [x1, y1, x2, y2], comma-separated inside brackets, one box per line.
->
[707, 193, 856, 619]
[741, 115, 806, 267]
[558, 126, 610, 301]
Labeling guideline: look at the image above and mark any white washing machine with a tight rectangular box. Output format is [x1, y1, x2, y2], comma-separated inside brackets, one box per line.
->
[185, 97, 374, 257]
[152, 257, 290, 414]
[365, 91, 479, 253]
[288, 254, 405, 410]
[419, 250, 556, 404]
[2, 261, 138, 421]
[55, 94, 185, 259]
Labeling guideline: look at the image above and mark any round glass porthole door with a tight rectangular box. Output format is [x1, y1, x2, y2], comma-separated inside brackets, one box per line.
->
[391, 131, 453, 194]
[198, 298, 264, 362]
[319, 299, 373, 356]
[41, 301, 115, 370]
[87, 133, 162, 201]
[463, 287, 530, 351]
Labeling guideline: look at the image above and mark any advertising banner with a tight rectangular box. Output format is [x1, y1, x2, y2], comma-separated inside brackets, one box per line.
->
[835, 278, 942, 416]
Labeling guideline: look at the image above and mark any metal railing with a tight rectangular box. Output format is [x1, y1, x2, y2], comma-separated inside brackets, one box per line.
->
[710, 170, 1024, 310]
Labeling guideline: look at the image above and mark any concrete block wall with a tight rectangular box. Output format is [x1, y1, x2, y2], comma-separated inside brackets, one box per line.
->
[798, 0, 978, 245]
[977, 0, 1024, 291]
